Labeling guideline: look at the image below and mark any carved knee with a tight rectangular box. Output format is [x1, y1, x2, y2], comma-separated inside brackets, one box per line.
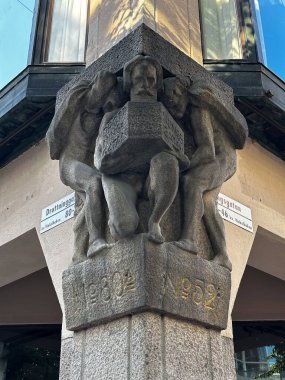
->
[151, 152, 177, 171]
[86, 176, 102, 194]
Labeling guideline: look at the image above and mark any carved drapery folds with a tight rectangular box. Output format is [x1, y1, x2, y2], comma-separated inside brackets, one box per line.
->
[46, 54, 248, 272]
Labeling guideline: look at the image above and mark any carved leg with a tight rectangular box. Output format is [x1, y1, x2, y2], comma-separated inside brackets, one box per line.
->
[85, 176, 113, 258]
[72, 200, 89, 263]
[59, 157, 109, 257]
[102, 174, 139, 240]
[147, 152, 179, 243]
[173, 174, 203, 254]
[203, 188, 232, 271]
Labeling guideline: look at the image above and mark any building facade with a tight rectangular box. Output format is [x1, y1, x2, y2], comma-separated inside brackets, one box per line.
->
[0, 0, 285, 378]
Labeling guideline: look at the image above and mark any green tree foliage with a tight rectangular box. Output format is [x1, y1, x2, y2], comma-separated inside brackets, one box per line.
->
[255, 343, 285, 379]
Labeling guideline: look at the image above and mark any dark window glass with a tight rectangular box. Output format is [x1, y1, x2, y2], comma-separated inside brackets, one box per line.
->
[0, 325, 61, 380]
[234, 321, 285, 379]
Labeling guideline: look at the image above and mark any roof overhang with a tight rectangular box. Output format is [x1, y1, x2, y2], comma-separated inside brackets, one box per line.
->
[204, 61, 285, 160]
[0, 64, 84, 167]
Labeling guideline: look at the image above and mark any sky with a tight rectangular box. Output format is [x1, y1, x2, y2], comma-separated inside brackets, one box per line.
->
[0, 0, 35, 89]
[0, 0, 284, 90]
[257, 0, 285, 80]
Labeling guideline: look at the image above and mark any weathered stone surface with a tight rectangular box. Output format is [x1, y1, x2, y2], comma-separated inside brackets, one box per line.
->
[56, 24, 233, 109]
[53, 24, 243, 380]
[84, 317, 129, 379]
[209, 330, 237, 380]
[59, 312, 237, 380]
[48, 33, 247, 268]
[130, 312, 163, 379]
[164, 317, 212, 379]
[59, 333, 85, 380]
[63, 235, 231, 331]
[95, 101, 187, 174]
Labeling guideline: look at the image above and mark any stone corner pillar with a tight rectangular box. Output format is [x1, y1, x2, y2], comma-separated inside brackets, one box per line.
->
[57, 24, 238, 380]
[60, 235, 236, 380]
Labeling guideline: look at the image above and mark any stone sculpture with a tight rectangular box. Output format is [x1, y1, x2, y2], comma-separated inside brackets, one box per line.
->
[173, 80, 248, 270]
[46, 71, 126, 260]
[95, 55, 189, 245]
[56, 30, 247, 380]
[47, 54, 248, 272]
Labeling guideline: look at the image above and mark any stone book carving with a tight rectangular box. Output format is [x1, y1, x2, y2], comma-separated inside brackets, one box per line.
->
[46, 54, 248, 330]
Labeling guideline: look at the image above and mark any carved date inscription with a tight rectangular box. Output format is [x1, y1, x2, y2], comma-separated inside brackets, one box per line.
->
[86, 269, 136, 306]
[163, 275, 221, 311]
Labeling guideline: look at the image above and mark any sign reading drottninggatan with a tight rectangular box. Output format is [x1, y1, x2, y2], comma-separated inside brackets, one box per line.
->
[40, 193, 75, 233]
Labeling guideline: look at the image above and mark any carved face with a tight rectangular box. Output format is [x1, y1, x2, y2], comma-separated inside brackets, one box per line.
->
[102, 87, 121, 113]
[130, 62, 157, 101]
[162, 78, 188, 120]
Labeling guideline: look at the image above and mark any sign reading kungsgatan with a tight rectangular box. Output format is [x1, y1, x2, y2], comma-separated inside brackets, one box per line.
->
[217, 193, 253, 233]
[40, 193, 75, 233]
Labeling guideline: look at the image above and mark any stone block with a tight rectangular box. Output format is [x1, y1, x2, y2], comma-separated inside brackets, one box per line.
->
[56, 24, 233, 109]
[84, 317, 129, 379]
[94, 101, 186, 174]
[63, 235, 231, 331]
[209, 330, 236, 380]
[156, 0, 190, 56]
[164, 317, 211, 380]
[59, 333, 85, 380]
[130, 312, 163, 379]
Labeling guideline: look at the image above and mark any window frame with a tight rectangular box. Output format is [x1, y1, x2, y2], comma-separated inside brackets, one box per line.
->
[30, 0, 90, 65]
[198, 0, 259, 63]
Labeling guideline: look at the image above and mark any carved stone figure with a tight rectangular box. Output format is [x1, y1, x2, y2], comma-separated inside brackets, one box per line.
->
[46, 71, 126, 261]
[172, 80, 248, 270]
[47, 54, 247, 273]
[95, 55, 189, 244]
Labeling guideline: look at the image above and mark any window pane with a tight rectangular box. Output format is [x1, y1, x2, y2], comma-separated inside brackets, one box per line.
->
[200, 0, 243, 59]
[0, 0, 36, 90]
[254, 0, 285, 81]
[46, 0, 88, 62]
[1, 325, 61, 380]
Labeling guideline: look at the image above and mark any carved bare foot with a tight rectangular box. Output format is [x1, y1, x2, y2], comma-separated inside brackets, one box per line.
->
[87, 239, 114, 258]
[147, 223, 165, 244]
[172, 239, 198, 254]
[211, 255, 232, 271]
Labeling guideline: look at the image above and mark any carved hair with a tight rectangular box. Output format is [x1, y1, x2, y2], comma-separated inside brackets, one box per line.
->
[89, 70, 118, 105]
[163, 76, 192, 94]
[123, 55, 163, 93]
